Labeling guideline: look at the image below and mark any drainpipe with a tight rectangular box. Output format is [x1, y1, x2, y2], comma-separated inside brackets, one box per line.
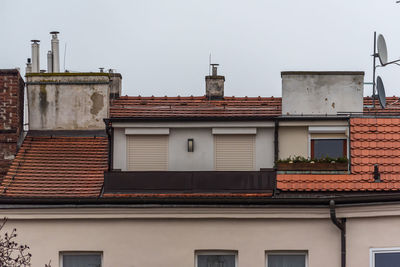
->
[329, 200, 346, 267]
[104, 119, 113, 171]
[273, 119, 279, 196]
[347, 118, 351, 173]
[274, 119, 279, 163]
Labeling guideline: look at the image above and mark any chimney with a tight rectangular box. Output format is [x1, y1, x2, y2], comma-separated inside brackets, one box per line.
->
[50, 31, 60, 72]
[281, 71, 364, 115]
[47, 51, 53, 73]
[25, 58, 32, 73]
[205, 64, 225, 100]
[109, 70, 122, 99]
[31, 40, 40, 73]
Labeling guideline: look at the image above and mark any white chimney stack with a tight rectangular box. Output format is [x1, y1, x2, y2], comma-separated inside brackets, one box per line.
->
[31, 40, 40, 73]
[50, 31, 60, 72]
[47, 51, 53, 73]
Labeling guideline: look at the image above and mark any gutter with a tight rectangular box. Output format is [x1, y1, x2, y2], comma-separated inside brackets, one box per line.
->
[330, 200, 346, 267]
[104, 119, 113, 172]
[3, 192, 400, 205]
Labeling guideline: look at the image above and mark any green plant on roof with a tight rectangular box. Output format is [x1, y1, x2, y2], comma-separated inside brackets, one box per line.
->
[276, 156, 348, 164]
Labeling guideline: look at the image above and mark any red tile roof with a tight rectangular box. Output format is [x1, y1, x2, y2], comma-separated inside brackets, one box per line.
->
[109, 96, 400, 119]
[277, 117, 400, 192]
[110, 96, 282, 118]
[0, 135, 108, 198]
[363, 96, 400, 114]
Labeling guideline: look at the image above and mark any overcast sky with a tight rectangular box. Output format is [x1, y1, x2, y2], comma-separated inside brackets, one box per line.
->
[1, 0, 399, 97]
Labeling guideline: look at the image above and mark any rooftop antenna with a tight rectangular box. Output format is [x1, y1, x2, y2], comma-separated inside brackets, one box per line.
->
[63, 42, 67, 72]
[209, 53, 212, 75]
[371, 31, 400, 109]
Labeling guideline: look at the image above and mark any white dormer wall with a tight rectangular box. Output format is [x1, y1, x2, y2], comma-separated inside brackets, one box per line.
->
[112, 121, 275, 171]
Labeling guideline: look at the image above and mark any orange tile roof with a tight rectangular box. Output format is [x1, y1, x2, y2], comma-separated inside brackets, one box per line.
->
[110, 96, 282, 118]
[277, 117, 400, 192]
[0, 135, 108, 198]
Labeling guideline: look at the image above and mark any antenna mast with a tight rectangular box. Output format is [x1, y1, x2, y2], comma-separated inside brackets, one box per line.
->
[372, 31, 377, 108]
[209, 53, 211, 75]
[63, 43, 67, 72]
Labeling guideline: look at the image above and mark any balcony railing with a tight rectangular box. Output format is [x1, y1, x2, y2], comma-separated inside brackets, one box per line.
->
[104, 170, 276, 194]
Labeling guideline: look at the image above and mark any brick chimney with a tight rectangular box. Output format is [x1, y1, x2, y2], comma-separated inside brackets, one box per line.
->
[0, 69, 24, 181]
[205, 64, 225, 100]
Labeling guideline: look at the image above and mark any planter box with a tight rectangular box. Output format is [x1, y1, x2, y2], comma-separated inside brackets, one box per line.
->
[276, 162, 348, 171]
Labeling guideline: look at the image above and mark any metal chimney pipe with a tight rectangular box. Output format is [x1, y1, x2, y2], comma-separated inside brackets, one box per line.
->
[47, 51, 53, 73]
[31, 40, 40, 73]
[50, 31, 60, 72]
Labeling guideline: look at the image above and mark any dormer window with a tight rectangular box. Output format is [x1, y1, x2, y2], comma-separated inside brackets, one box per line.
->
[308, 126, 348, 160]
[311, 139, 347, 159]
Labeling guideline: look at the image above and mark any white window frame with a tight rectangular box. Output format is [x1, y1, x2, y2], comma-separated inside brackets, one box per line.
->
[60, 251, 103, 267]
[266, 251, 308, 267]
[195, 250, 238, 267]
[307, 126, 349, 159]
[370, 247, 400, 267]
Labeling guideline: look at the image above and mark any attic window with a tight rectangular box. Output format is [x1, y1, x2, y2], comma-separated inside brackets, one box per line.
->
[311, 139, 347, 159]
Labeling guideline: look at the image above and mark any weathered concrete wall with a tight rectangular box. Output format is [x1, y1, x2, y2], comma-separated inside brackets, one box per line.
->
[282, 72, 364, 115]
[3, 216, 340, 267]
[26, 73, 110, 130]
[0, 69, 24, 180]
[113, 126, 275, 171]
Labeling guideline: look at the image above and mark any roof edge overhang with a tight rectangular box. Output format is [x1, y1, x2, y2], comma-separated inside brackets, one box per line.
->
[2, 192, 400, 206]
[106, 116, 278, 122]
[281, 71, 365, 77]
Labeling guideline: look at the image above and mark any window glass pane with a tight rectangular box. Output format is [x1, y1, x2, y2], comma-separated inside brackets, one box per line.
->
[63, 254, 101, 267]
[268, 254, 305, 267]
[313, 139, 345, 159]
[198, 255, 235, 267]
[375, 252, 400, 267]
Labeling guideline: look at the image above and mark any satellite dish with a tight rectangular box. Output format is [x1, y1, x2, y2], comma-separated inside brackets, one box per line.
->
[377, 34, 388, 66]
[376, 76, 386, 109]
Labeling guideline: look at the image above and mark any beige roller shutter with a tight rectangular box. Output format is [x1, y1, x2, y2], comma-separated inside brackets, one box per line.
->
[127, 135, 168, 171]
[215, 134, 255, 171]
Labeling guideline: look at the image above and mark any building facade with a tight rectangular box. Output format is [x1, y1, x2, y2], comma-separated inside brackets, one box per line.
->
[1, 60, 400, 267]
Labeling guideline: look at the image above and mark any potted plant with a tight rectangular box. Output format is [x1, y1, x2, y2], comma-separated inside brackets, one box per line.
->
[276, 156, 348, 171]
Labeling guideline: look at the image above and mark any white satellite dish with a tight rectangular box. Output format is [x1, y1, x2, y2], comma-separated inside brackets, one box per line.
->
[377, 34, 388, 66]
[376, 76, 386, 109]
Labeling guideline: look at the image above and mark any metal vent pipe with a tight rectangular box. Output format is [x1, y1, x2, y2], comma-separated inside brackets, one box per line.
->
[47, 51, 53, 73]
[31, 40, 40, 73]
[50, 31, 60, 72]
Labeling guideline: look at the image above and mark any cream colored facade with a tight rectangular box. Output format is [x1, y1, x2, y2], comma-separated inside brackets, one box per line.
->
[278, 120, 349, 160]
[3, 204, 400, 267]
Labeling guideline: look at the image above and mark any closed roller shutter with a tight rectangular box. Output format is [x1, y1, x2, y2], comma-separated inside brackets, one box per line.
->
[215, 134, 255, 171]
[127, 135, 168, 171]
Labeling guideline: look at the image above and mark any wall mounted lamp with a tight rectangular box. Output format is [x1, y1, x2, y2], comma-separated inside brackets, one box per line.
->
[188, 138, 194, 152]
